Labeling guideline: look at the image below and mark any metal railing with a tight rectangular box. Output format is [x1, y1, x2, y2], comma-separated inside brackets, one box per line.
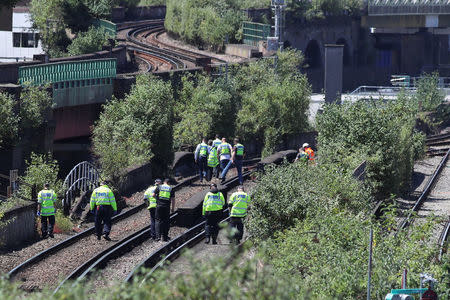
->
[63, 161, 100, 215]
[368, 0, 450, 15]
[18, 58, 117, 86]
[242, 21, 271, 46]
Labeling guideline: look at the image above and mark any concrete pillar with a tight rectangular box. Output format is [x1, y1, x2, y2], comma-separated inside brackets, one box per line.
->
[324, 44, 344, 103]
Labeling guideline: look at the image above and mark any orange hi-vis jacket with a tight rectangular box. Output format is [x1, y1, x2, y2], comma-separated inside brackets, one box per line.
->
[305, 147, 315, 161]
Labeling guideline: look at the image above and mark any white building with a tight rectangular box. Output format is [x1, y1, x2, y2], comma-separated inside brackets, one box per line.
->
[0, 6, 43, 63]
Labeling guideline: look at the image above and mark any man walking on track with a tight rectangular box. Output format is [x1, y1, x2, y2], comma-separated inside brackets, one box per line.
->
[194, 137, 209, 182]
[37, 183, 57, 239]
[90, 181, 117, 241]
[154, 178, 175, 242]
[221, 138, 245, 184]
[228, 185, 251, 244]
[203, 183, 225, 244]
[144, 178, 161, 240]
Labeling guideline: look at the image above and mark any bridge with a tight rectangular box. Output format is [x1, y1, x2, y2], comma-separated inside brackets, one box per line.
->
[18, 59, 116, 141]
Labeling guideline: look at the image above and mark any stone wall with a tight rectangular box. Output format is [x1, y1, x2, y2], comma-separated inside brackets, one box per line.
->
[0, 202, 38, 249]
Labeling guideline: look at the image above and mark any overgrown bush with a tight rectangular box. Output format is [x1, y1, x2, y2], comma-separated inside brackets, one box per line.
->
[247, 162, 372, 241]
[235, 49, 311, 156]
[165, 0, 246, 49]
[288, 0, 363, 20]
[67, 26, 114, 56]
[0, 92, 18, 147]
[173, 74, 236, 147]
[316, 97, 424, 198]
[414, 72, 445, 112]
[16, 153, 63, 204]
[92, 75, 174, 183]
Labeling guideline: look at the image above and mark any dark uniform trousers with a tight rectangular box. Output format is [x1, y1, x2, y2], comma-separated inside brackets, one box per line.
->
[156, 201, 170, 239]
[198, 156, 207, 180]
[230, 217, 244, 242]
[205, 210, 222, 242]
[149, 207, 156, 239]
[95, 205, 113, 237]
[41, 215, 55, 237]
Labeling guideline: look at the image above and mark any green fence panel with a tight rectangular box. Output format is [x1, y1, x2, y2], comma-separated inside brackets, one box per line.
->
[242, 21, 271, 46]
[18, 58, 117, 86]
[93, 19, 117, 37]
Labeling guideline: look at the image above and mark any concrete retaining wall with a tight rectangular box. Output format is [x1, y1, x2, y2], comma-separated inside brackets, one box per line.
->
[119, 162, 153, 196]
[0, 202, 38, 249]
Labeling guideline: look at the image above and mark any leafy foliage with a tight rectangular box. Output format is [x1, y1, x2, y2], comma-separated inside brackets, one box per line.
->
[67, 26, 114, 56]
[0, 92, 19, 147]
[247, 162, 372, 241]
[92, 75, 174, 183]
[264, 211, 445, 299]
[414, 72, 445, 112]
[235, 49, 310, 156]
[316, 97, 424, 198]
[15, 152, 63, 204]
[173, 74, 236, 147]
[165, 0, 246, 49]
[287, 0, 363, 20]
[19, 86, 53, 129]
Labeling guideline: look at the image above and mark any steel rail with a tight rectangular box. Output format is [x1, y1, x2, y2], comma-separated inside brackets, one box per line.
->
[8, 175, 199, 280]
[426, 139, 450, 147]
[124, 170, 253, 283]
[129, 46, 182, 70]
[134, 54, 153, 73]
[438, 217, 450, 261]
[398, 148, 450, 230]
[127, 27, 186, 69]
[426, 132, 450, 142]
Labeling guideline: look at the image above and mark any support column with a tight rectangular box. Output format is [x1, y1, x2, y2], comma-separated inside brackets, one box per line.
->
[324, 44, 344, 104]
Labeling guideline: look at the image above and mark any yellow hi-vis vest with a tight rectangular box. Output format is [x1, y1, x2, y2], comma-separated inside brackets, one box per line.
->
[235, 143, 244, 157]
[207, 147, 219, 167]
[38, 189, 57, 216]
[90, 185, 117, 211]
[159, 184, 172, 201]
[202, 192, 225, 215]
[144, 185, 157, 209]
[199, 142, 208, 157]
[229, 191, 250, 218]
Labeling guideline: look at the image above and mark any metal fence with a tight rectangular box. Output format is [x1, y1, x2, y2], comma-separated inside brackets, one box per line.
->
[18, 58, 117, 86]
[63, 161, 100, 215]
[368, 0, 450, 15]
[242, 21, 271, 46]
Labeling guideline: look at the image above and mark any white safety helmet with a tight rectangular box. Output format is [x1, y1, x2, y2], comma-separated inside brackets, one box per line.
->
[302, 143, 309, 148]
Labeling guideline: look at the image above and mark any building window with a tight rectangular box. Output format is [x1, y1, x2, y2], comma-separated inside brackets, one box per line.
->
[12, 32, 39, 48]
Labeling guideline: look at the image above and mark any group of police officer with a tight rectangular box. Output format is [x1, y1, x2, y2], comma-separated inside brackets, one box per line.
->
[36, 135, 252, 244]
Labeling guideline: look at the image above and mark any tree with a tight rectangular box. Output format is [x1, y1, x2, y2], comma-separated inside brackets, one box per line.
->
[67, 26, 113, 56]
[19, 85, 53, 129]
[0, 0, 19, 8]
[92, 75, 174, 183]
[235, 49, 311, 156]
[0, 92, 19, 148]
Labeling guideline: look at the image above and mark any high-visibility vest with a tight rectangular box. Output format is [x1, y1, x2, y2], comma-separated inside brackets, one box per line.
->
[38, 189, 57, 216]
[298, 150, 308, 162]
[90, 185, 117, 211]
[202, 192, 225, 215]
[144, 185, 157, 209]
[159, 184, 172, 201]
[213, 139, 222, 149]
[207, 147, 219, 167]
[220, 143, 231, 155]
[198, 142, 208, 157]
[235, 143, 244, 157]
[305, 147, 315, 160]
[229, 191, 250, 218]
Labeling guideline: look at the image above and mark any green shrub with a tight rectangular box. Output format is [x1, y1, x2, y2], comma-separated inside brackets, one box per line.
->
[247, 162, 372, 241]
[92, 75, 174, 183]
[0, 92, 18, 147]
[55, 211, 73, 232]
[316, 97, 424, 198]
[414, 72, 445, 112]
[67, 26, 114, 56]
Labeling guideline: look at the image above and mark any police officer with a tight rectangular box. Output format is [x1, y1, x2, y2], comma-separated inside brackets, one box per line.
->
[207, 140, 219, 181]
[228, 185, 250, 244]
[194, 137, 209, 182]
[203, 183, 225, 244]
[37, 183, 57, 239]
[221, 138, 245, 184]
[212, 134, 222, 149]
[144, 179, 161, 240]
[154, 178, 175, 242]
[90, 181, 117, 241]
[217, 138, 232, 182]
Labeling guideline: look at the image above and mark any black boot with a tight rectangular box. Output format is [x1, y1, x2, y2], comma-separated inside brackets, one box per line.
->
[205, 236, 210, 244]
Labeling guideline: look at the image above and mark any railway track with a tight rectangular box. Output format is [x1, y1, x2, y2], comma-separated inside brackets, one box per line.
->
[426, 132, 450, 157]
[7, 175, 205, 291]
[54, 167, 257, 291]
